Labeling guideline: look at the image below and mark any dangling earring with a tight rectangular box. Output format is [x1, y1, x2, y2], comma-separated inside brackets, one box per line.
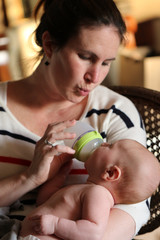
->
[45, 60, 50, 66]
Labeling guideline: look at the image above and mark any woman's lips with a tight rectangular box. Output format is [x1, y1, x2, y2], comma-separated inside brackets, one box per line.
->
[78, 87, 90, 96]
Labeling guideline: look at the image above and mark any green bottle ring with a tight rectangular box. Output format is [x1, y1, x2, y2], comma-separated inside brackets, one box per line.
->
[73, 131, 103, 159]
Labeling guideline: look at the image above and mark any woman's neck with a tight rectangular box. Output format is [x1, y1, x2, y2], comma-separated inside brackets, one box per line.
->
[7, 69, 88, 136]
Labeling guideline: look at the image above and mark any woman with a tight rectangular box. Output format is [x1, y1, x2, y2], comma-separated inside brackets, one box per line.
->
[0, 0, 149, 239]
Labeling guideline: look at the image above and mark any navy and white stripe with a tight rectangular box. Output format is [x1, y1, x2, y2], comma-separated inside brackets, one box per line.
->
[0, 130, 36, 144]
[86, 105, 135, 129]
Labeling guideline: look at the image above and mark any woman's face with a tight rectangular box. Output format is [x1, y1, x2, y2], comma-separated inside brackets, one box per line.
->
[49, 25, 120, 103]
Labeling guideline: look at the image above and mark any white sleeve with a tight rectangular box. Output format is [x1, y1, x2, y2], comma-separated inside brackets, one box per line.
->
[106, 96, 147, 147]
[113, 199, 150, 234]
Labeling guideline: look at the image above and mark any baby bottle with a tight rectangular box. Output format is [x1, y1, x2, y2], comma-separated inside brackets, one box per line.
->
[64, 121, 103, 162]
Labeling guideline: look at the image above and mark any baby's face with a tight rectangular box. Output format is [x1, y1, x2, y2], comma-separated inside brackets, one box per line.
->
[85, 141, 122, 173]
[85, 139, 135, 174]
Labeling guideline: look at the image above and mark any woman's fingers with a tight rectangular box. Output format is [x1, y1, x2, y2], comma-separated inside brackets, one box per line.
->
[38, 118, 76, 145]
[49, 144, 75, 154]
[45, 119, 76, 134]
[38, 120, 77, 156]
[44, 120, 76, 140]
[26, 120, 76, 187]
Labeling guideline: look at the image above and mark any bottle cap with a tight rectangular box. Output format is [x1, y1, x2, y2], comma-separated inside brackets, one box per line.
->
[73, 131, 103, 159]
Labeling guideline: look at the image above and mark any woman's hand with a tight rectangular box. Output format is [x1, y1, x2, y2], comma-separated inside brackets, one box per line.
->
[0, 120, 76, 207]
[26, 120, 76, 188]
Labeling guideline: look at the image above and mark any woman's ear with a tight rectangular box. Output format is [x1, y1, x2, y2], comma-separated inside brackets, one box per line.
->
[42, 31, 53, 58]
[101, 165, 121, 182]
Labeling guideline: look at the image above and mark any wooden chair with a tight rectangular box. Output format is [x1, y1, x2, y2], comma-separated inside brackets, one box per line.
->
[110, 85, 160, 235]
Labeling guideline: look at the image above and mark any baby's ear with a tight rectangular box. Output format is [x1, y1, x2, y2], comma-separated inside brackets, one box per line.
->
[101, 165, 121, 182]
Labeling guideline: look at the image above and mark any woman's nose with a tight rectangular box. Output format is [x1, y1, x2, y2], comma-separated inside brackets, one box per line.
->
[84, 66, 100, 83]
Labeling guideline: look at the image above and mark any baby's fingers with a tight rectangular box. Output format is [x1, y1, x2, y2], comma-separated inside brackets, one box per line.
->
[28, 216, 43, 234]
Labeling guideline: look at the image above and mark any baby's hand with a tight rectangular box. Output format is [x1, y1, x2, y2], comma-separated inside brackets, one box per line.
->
[30, 214, 58, 235]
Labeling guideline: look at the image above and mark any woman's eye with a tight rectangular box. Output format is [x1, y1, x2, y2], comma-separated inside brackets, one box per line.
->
[78, 54, 90, 60]
[102, 61, 110, 66]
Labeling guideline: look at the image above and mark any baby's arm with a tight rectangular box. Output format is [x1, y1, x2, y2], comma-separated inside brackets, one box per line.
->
[31, 185, 114, 240]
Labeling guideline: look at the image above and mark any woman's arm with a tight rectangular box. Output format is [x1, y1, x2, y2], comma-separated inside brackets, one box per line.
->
[0, 147, 73, 207]
[0, 120, 76, 207]
[0, 171, 37, 207]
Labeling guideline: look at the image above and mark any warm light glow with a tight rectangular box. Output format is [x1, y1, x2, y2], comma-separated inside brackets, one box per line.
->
[17, 20, 41, 77]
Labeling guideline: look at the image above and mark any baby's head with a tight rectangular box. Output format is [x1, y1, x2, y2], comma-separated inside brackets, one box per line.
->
[85, 139, 160, 204]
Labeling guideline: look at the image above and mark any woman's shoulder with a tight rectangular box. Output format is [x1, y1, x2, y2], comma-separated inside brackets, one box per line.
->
[0, 80, 21, 106]
[90, 85, 134, 107]
[92, 85, 122, 98]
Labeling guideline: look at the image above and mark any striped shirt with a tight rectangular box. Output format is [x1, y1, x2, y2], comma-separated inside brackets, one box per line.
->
[0, 82, 149, 233]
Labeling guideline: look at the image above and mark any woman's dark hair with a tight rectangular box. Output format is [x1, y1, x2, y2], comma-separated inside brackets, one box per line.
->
[34, 0, 126, 57]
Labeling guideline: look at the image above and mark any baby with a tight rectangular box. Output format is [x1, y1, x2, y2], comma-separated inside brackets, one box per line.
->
[19, 139, 160, 240]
